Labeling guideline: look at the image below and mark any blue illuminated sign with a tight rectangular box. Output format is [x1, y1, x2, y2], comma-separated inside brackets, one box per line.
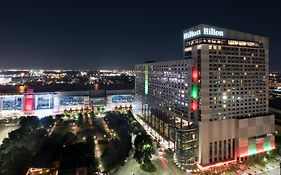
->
[184, 27, 224, 39]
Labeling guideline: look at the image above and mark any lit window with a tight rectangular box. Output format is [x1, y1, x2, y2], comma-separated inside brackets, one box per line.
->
[222, 94, 227, 100]
[185, 47, 192, 52]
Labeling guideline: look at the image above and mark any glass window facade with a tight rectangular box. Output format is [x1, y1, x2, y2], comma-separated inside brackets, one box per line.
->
[60, 96, 84, 106]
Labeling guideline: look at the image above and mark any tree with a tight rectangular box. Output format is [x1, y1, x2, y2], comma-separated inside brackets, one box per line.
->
[101, 146, 119, 170]
[8, 127, 27, 141]
[133, 133, 154, 166]
[19, 116, 40, 130]
[90, 111, 95, 118]
[40, 115, 55, 128]
[62, 132, 78, 146]
[0, 146, 32, 175]
[78, 113, 84, 127]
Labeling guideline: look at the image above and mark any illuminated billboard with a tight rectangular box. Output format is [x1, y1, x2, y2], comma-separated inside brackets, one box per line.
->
[2, 96, 23, 110]
[35, 94, 54, 110]
[112, 95, 134, 103]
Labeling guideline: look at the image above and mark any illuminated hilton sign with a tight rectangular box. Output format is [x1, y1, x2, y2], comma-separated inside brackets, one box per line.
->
[183, 27, 224, 39]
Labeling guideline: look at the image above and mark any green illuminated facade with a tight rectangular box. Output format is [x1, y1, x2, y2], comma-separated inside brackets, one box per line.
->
[263, 137, 272, 151]
[246, 136, 274, 157]
[248, 139, 257, 156]
[144, 64, 148, 95]
[191, 84, 199, 99]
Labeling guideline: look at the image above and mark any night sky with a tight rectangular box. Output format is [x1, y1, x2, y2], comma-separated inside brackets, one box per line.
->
[0, 0, 280, 71]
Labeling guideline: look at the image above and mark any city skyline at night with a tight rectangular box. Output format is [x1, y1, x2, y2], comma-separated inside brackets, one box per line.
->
[1, 1, 281, 175]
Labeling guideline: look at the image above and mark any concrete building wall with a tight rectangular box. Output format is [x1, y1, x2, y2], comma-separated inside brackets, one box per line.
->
[236, 115, 275, 159]
[200, 44, 211, 122]
[199, 119, 236, 164]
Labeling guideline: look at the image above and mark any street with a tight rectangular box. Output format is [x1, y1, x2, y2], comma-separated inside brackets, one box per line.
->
[115, 152, 189, 175]
[94, 116, 107, 172]
[256, 167, 280, 175]
[238, 162, 280, 175]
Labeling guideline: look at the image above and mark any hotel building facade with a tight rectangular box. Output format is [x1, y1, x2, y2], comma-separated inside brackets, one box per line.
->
[135, 24, 275, 169]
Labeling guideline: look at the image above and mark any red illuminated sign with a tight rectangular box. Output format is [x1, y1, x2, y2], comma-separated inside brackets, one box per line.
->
[24, 95, 33, 112]
[192, 66, 198, 82]
[24, 89, 34, 112]
[191, 100, 198, 112]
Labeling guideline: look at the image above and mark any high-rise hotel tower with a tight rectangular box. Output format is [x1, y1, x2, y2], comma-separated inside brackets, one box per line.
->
[135, 24, 275, 169]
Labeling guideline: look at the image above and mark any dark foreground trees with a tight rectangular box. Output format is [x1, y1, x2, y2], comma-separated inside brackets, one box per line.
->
[0, 116, 52, 175]
[133, 133, 155, 171]
[0, 147, 32, 175]
[19, 116, 40, 130]
[62, 132, 78, 146]
[100, 112, 132, 171]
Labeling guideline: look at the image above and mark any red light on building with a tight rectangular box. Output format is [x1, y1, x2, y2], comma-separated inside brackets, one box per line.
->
[192, 66, 198, 82]
[191, 100, 198, 112]
[198, 159, 236, 170]
[26, 88, 33, 94]
[24, 95, 33, 112]
[257, 143, 264, 153]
